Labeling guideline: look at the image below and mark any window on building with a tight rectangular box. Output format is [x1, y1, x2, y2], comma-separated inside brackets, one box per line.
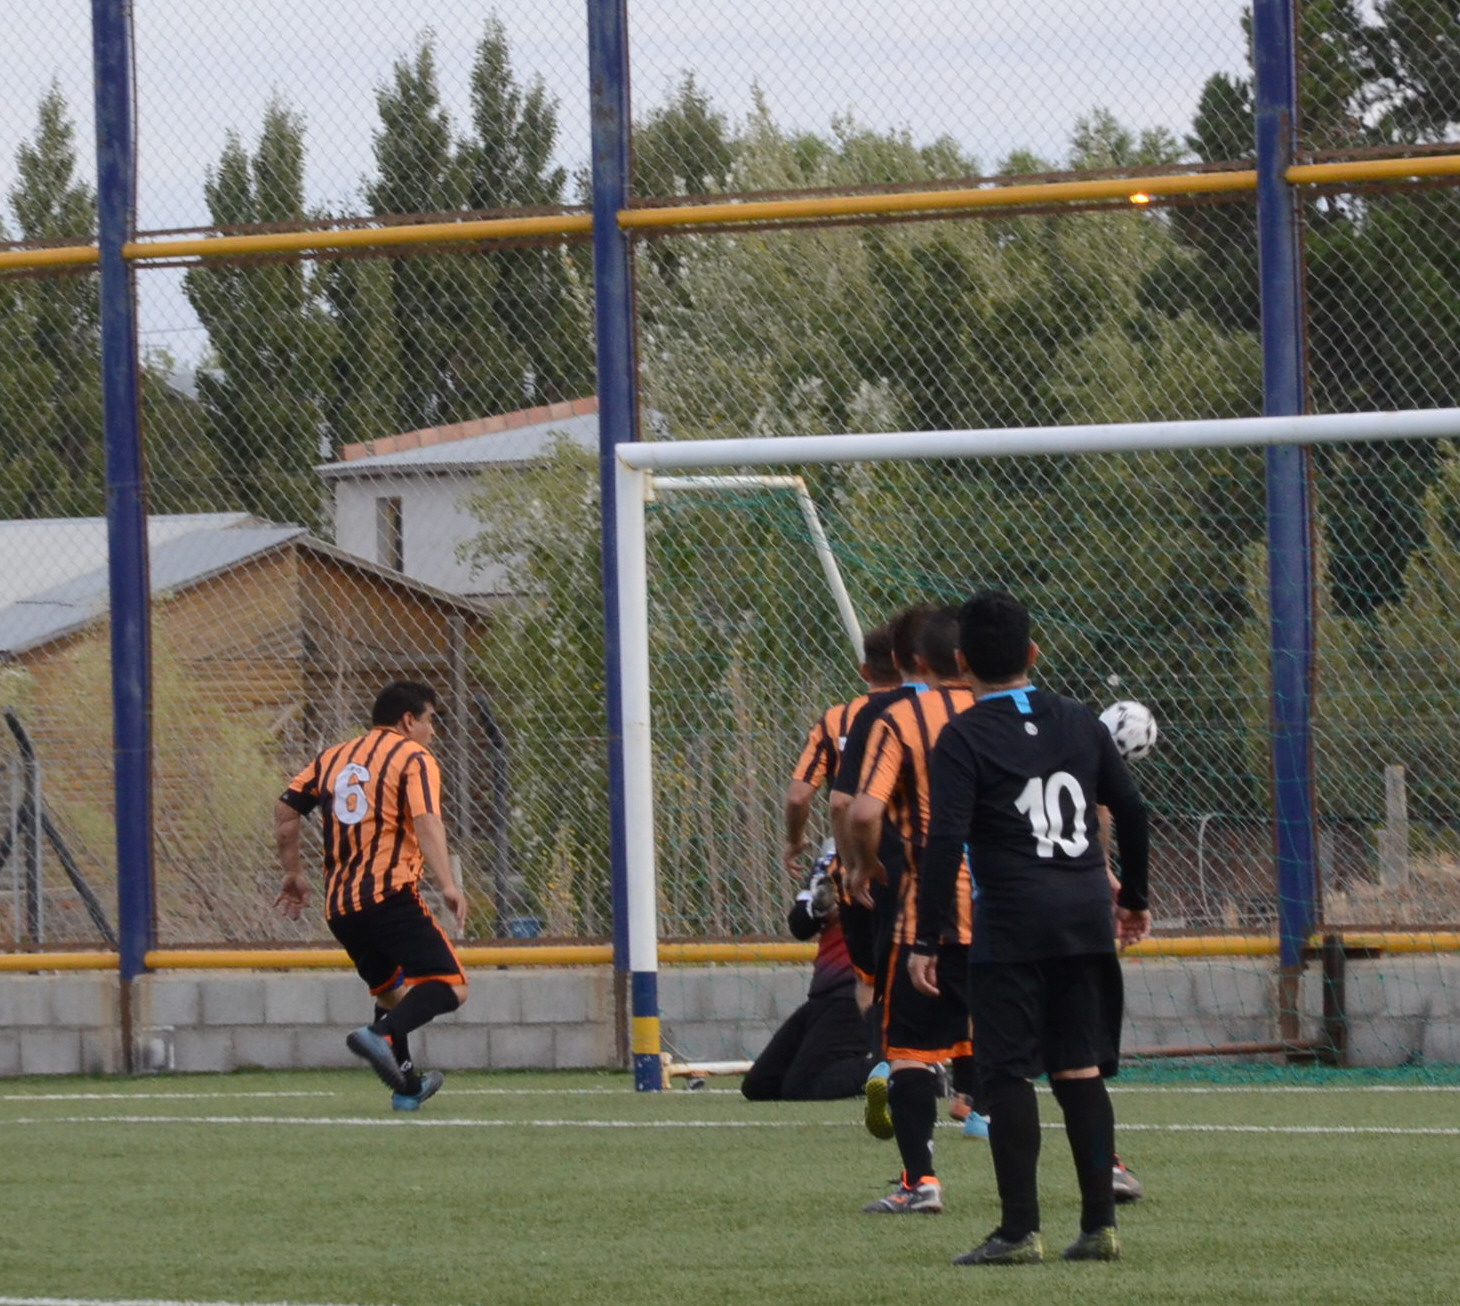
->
[376, 496, 403, 571]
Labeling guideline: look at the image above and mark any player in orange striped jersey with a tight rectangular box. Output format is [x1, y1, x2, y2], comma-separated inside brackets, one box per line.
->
[846, 607, 977, 1214]
[782, 624, 899, 877]
[274, 680, 468, 1109]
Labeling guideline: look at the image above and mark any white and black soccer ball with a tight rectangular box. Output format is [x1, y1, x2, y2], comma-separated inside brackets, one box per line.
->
[1100, 700, 1159, 762]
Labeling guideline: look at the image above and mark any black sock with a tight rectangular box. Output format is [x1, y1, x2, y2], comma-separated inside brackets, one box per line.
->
[863, 1001, 883, 1061]
[985, 1077, 1041, 1240]
[374, 1003, 419, 1094]
[375, 981, 459, 1044]
[951, 1054, 977, 1103]
[888, 1067, 938, 1183]
[1052, 1076, 1117, 1234]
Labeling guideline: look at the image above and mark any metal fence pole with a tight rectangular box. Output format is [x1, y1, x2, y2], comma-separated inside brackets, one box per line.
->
[92, 0, 154, 1022]
[1253, 0, 1317, 974]
[587, 0, 658, 1087]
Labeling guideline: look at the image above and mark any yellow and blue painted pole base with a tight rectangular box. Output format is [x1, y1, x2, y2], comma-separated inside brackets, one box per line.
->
[631, 970, 662, 1091]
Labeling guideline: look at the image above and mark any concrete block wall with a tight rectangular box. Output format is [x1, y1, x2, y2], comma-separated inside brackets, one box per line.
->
[2, 956, 1460, 1076]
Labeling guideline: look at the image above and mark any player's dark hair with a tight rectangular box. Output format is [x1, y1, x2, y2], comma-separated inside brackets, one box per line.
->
[372, 680, 437, 727]
[889, 603, 938, 676]
[861, 624, 897, 684]
[958, 590, 1031, 682]
[917, 606, 962, 679]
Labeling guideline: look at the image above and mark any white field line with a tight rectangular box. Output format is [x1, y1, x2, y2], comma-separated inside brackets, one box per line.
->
[0, 1300, 376, 1306]
[0, 1298, 379, 1306]
[1108, 1084, 1460, 1094]
[1, 1113, 1458, 1135]
[0, 1091, 336, 1102]
[3, 1083, 1459, 1106]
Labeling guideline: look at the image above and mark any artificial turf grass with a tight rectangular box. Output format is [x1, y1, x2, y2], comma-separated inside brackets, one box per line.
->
[1, 1069, 1458, 1306]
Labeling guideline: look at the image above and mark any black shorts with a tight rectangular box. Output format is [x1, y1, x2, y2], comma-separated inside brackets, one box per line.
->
[327, 887, 466, 996]
[968, 953, 1123, 1089]
[882, 940, 972, 1063]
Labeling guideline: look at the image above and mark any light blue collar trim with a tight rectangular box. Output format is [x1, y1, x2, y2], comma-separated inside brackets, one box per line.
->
[979, 685, 1035, 714]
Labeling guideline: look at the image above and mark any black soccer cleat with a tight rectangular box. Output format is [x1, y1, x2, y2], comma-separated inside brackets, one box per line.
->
[953, 1230, 1045, 1266]
[1061, 1226, 1120, 1261]
[346, 1025, 408, 1093]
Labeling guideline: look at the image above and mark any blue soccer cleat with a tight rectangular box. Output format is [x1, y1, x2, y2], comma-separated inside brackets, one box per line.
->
[864, 1060, 894, 1140]
[963, 1111, 991, 1140]
[392, 1068, 445, 1112]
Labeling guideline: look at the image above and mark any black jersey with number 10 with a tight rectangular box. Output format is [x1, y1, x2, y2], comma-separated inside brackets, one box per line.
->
[920, 687, 1149, 963]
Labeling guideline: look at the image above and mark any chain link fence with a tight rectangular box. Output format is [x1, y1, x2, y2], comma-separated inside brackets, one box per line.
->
[0, 1, 1458, 962]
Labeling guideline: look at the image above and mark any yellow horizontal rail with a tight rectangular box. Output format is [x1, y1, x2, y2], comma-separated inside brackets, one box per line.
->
[122, 212, 593, 263]
[0, 244, 100, 271]
[0, 951, 118, 971]
[1288, 154, 1460, 186]
[4, 930, 1460, 972]
[1126, 935, 1278, 958]
[659, 942, 818, 964]
[619, 169, 1259, 230]
[146, 945, 614, 970]
[3, 153, 1459, 275]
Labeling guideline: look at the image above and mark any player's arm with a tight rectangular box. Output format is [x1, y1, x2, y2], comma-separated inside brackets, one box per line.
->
[1097, 804, 1120, 901]
[844, 793, 887, 909]
[406, 753, 468, 932]
[273, 772, 318, 919]
[1097, 732, 1152, 947]
[783, 778, 816, 875]
[829, 700, 880, 867]
[844, 719, 899, 907]
[785, 718, 831, 875]
[828, 790, 854, 869]
[909, 731, 978, 996]
[414, 812, 467, 932]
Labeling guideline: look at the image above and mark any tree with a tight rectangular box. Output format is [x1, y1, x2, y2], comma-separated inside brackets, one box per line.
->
[184, 101, 332, 528]
[349, 22, 594, 436]
[6, 84, 102, 516]
[458, 15, 593, 407]
[0, 235, 59, 518]
[634, 73, 735, 198]
[355, 37, 484, 434]
[459, 436, 610, 932]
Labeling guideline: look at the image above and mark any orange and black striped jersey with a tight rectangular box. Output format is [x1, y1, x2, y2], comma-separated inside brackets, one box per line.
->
[858, 686, 976, 945]
[282, 727, 442, 919]
[791, 694, 870, 790]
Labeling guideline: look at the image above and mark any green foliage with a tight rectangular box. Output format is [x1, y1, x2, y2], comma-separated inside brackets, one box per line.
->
[1315, 441, 1460, 825]
[634, 73, 735, 197]
[460, 436, 611, 933]
[184, 101, 333, 529]
[336, 20, 595, 439]
[3, 85, 102, 516]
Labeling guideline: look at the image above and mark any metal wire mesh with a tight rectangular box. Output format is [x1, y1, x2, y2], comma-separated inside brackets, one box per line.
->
[1, 0, 1459, 959]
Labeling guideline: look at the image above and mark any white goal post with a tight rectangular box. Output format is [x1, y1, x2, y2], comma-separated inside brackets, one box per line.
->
[611, 406, 1460, 1089]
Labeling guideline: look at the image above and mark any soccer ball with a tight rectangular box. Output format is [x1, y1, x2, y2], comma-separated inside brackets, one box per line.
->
[1100, 700, 1159, 762]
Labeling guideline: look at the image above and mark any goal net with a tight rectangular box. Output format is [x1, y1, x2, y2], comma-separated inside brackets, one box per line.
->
[613, 409, 1460, 1085]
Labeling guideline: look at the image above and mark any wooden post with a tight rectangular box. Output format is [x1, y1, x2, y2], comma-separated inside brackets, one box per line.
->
[1377, 763, 1409, 889]
[448, 615, 474, 845]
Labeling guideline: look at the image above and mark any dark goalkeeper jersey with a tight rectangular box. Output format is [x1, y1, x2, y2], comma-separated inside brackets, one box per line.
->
[918, 685, 1150, 963]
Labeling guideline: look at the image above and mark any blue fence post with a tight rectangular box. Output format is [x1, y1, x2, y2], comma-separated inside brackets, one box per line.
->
[1253, 0, 1317, 976]
[92, 0, 154, 1024]
[587, 0, 659, 1088]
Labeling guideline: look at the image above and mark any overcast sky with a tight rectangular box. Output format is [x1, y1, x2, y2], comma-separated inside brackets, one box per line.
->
[2, 0, 1249, 364]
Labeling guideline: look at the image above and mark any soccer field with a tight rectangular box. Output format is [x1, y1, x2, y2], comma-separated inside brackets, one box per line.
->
[1, 1068, 1458, 1306]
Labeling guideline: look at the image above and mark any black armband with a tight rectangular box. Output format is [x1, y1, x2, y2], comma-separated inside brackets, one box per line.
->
[279, 788, 318, 816]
